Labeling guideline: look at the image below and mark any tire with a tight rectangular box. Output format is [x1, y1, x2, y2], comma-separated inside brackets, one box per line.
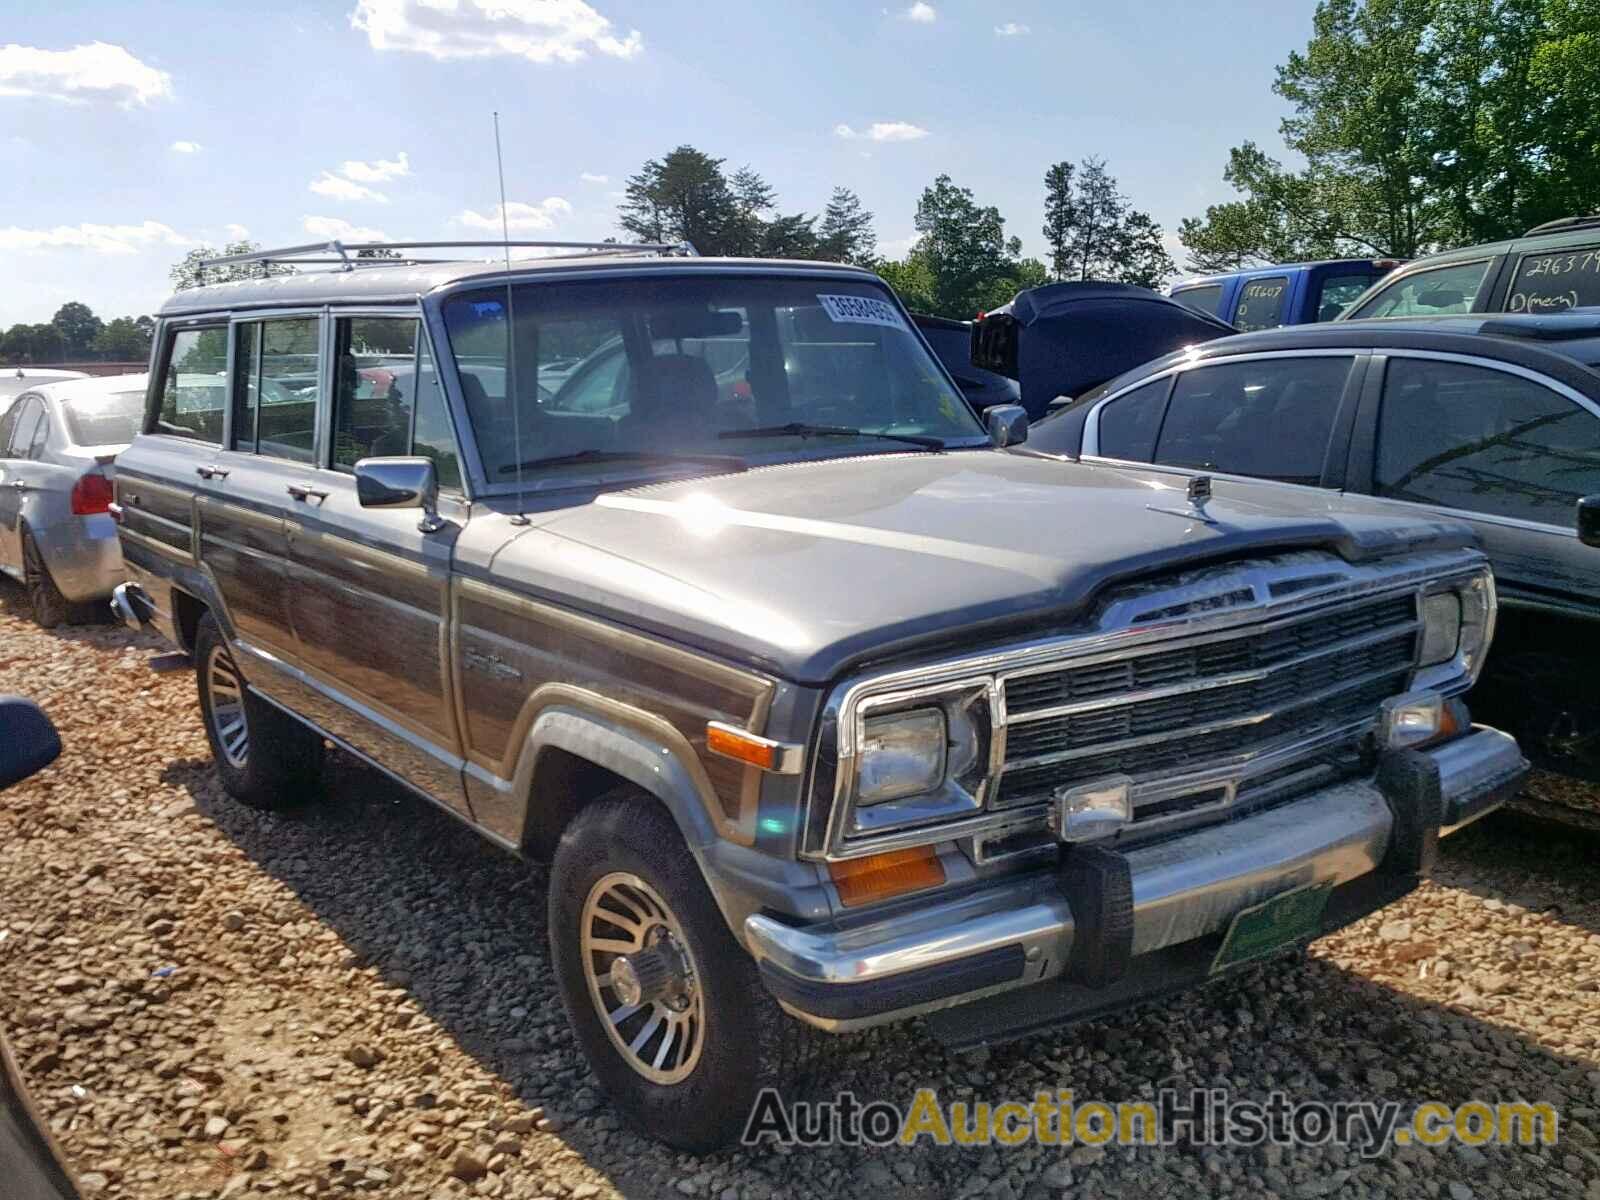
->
[194, 612, 324, 810]
[21, 529, 70, 630]
[549, 791, 819, 1152]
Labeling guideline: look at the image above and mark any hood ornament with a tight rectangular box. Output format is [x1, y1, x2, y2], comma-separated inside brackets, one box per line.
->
[1148, 473, 1220, 526]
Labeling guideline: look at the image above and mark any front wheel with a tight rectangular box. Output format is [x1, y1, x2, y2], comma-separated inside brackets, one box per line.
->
[194, 613, 323, 809]
[549, 792, 816, 1152]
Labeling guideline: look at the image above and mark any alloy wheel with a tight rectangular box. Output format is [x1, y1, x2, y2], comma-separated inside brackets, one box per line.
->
[206, 642, 250, 768]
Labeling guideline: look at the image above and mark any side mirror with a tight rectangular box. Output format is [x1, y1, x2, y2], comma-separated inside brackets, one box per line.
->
[986, 404, 1029, 448]
[354, 456, 445, 533]
[0, 696, 61, 790]
[1580, 495, 1600, 548]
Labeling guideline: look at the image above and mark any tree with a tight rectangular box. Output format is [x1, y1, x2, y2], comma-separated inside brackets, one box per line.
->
[756, 213, 820, 259]
[817, 188, 876, 264]
[2, 323, 64, 364]
[169, 239, 296, 291]
[618, 146, 745, 256]
[906, 174, 1031, 318]
[93, 316, 153, 359]
[1118, 211, 1177, 290]
[1039, 158, 1177, 286]
[1041, 161, 1077, 280]
[51, 302, 102, 358]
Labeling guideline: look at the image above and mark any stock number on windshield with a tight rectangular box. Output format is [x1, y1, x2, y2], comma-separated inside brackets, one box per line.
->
[1508, 248, 1600, 313]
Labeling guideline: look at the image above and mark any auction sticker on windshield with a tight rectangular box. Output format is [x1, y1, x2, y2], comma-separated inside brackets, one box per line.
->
[817, 293, 907, 330]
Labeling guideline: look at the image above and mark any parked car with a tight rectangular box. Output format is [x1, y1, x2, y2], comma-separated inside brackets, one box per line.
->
[111, 240, 1524, 1150]
[1170, 259, 1401, 330]
[1340, 215, 1600, 320]
[1028, 313, 1600, 783]
[0, 368, 87, 402]
[970, 282, 1236, 418]
[909, 312, 1021, 413]
[0, 374, 143, 626]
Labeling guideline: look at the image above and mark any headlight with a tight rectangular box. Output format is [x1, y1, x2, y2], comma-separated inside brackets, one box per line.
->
[1420, 592, 1462, 665]
[858, 708, 946, 804]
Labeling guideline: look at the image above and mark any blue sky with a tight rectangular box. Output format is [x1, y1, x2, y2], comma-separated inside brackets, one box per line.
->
[1, 0, 1319, 328]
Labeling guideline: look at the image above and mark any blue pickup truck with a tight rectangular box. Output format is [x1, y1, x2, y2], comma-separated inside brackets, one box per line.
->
[1169, 258, 1400, 331]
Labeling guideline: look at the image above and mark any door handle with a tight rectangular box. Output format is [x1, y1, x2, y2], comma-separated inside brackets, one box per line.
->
[196, 464, 230, 480]
[286, 483, 330, 502]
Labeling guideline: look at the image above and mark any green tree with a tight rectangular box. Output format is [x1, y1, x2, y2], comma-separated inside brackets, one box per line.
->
[817, 187, 876, 264]
[909, 174, 1029, 318]
[618, 146, 744, 255]
[873, 253, 937, 313]
[51, 302, 102, 357]
[169, 239, 295, 291]
[1118, 212, 1178, 290]
[1041, 161, 1077, 280]
[2, 323, 64, 364]
[93, 316, 153, 359]
[1041, 158, 1176, 286]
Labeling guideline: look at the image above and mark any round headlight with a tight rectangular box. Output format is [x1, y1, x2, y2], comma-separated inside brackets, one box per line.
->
[857, 708, 947, 805]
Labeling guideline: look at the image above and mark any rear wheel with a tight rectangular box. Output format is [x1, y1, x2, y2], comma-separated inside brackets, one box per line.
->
[194, 613, 323, 809]
[21, 530, 69, 629]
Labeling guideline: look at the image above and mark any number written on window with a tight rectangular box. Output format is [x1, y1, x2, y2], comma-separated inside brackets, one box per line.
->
[1507, 246, 1600, 313]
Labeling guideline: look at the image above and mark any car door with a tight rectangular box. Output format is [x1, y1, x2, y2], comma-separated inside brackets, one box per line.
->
[0, 396, 43, 571]
[1349, 350, 1600, 774]
[279, 311, 469, 812]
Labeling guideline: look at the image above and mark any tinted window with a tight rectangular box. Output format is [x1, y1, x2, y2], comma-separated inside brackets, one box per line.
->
[0, 398, 18, 454]
[62, 390, 144, 446]
[1314, 273, 1378, 322]
[157, 327, 228, 441]
[231, 324, 260, 453]
[1172, 285, 1224, 318]
[253, 320, 320, 463]
[1506, 245, 1600, 314]
[1156, 356, 1352, 485]
[410, 335, 461, 491]
[1349, 260, 1491, 319]
[333, 317, 418, 469]
[1374, 358, 1600, 527]
[27, 410, 49, 458]
[1094, 379, 1169, 461]
[3, 397, 37, 456]
[1232, 277, 1290, 332]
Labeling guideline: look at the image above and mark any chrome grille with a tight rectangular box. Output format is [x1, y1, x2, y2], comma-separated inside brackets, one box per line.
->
[995, 594, 1418, 809]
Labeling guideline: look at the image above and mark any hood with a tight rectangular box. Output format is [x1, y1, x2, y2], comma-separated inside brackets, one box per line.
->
[973, 282, 1237, 418]
[483, 452, 1476, 684]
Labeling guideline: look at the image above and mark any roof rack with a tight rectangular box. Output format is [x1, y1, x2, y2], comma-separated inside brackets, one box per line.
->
[1523, 215, 1600, 237]
[195, 238, 698, 278]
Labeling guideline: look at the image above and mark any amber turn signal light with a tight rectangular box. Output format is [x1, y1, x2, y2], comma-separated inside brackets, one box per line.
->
[705, 722, 780, 770]
[828, 846, 945, 907]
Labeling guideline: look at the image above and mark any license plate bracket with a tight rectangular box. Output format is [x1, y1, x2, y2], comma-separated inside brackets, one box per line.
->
[1210, 881, 1334, 974]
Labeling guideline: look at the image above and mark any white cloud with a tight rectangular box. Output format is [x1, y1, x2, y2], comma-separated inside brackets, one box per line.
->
[350, 0, 643, 64]
[456, 198, 573, 232]
[0, 42, 172, 107]
[994, 21, 1030, 36]
[303, 216, 390, 242]
[224, 224, 251, 240]
[579, 171, 608, 184]
[309, 173, 390, 203]
[340, 151, 409, 183]
[834, 121, 930, 143]
[0, 220, 190, 255]
[903, 2, 936, 22]
[877, 233, 922, 259]
[169, 140, 202, 153]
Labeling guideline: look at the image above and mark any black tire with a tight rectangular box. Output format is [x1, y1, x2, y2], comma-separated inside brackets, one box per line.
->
[549, 791, 820, 1152]
[194, 612, 323, 809]
[21, 529, 70, 630]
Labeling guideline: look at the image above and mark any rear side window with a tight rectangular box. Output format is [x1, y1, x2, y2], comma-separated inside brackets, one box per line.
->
[156, 326, 228, 441]
[1349, 260, 1490, 319]
[1374, 357, 1600, 526]
[1171, 285, 1223, 318]
[1232, 277, 1290, 332]
[1314, 274, 1377, 322]
[332, 316, 419, 469]
[27, 410, 48, 458]
[1094, 379, 1169, 461]
[1507, 246, 1600, 314]
[6, 398, 40, 457]
[230, 319, 320, 462]
[1156, 356, 1353, 485]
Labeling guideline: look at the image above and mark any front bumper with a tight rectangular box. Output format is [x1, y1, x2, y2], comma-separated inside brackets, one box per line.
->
[745, 727, 1527, 1037]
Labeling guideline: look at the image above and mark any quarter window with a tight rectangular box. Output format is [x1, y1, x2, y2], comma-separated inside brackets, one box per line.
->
[1232, 277, 1290, 332]
[1155, 357, 1353, 485]
[1094, 379, 1169, 461]
[1349, 260, 1490, 319]
[1314, 274, 1378, 322]
[27, 410, 48, 458]
[1506, 245, 1600, 313]
[6, 398, 41, 457]
[156, 326, 228, 442]
[1374, 358, 1600, 527]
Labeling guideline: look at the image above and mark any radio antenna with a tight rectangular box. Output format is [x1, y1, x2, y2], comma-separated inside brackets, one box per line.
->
[494, 111, 530, 523]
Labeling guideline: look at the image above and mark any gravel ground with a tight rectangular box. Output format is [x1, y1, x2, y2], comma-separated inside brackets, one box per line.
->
[1, 588, 1598, 1200]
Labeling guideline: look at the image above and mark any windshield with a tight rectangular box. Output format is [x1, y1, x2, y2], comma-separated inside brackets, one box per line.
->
[62, 389, 145, 447]
[440, 275, 985, 484]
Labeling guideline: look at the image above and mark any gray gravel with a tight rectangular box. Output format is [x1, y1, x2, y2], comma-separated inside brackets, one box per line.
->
[1, 587, 1598, 1200]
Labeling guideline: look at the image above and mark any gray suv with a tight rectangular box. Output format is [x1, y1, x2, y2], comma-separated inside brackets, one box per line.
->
[111, 240, 1527, 1150]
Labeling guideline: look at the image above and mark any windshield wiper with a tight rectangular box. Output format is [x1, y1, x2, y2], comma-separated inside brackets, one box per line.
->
[716, 422, 946, 450]
[498, 449, 747, 475]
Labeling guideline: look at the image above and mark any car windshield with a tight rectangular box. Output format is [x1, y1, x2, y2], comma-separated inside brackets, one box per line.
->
[440, 275, 986, 484]
[62, 389, 145, 447]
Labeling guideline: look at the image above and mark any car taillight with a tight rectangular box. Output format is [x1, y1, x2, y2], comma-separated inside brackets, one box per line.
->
[71, 473, 114, 515]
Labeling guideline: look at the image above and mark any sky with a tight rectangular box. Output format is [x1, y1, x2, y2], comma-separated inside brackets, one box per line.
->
[0, 0, 1320, 328]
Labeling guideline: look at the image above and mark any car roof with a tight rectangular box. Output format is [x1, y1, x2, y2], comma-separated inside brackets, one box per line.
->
[1373, 219, 1600, 279]
[157, 255, 881, 317]
[32, 372, 150, 404]
[1171, 259, 1395, 289]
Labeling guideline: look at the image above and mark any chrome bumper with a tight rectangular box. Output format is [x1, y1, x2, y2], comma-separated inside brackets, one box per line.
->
[110, 581, 153, 632]
[746, 727, 1527, 1033]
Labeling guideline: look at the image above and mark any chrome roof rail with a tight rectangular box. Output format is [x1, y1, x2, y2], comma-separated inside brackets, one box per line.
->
[194, 239, 699, 277]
